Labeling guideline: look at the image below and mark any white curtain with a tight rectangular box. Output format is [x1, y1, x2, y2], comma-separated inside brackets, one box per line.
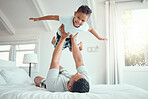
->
[9, 45, 16, 61]
[105, 0, 120, 84]
[87, 0, 97, 29]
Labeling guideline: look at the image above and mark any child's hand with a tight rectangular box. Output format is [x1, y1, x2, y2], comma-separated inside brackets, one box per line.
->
[99, 38, 108, 41]
[29, 18, 40, 21]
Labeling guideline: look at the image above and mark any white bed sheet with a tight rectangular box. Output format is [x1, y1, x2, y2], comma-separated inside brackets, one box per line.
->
[0, 84, 148, 99]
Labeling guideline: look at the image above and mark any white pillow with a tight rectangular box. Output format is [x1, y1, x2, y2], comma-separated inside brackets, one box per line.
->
[0, 68, 33, 84]
[0, 74, 6, 84]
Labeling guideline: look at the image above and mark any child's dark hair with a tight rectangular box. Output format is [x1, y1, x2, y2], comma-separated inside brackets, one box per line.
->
[77, 5, 92, 15]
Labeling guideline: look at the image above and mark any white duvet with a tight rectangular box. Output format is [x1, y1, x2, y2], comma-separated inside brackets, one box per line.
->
[0, 84, 148, 99]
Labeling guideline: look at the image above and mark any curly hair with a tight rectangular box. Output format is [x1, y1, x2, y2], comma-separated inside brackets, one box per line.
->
[70, 78, 90, 93]
[77, 5, 92, 15]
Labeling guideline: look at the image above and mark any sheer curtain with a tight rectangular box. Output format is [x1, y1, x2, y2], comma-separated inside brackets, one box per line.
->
[9, 45, 16, 61]
[105, 0, 121, 84]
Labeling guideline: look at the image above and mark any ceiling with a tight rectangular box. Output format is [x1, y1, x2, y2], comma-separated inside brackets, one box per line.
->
[0, 0, 146, 36]
[0, 0, 45, 35]
[0, 19, 10, 35]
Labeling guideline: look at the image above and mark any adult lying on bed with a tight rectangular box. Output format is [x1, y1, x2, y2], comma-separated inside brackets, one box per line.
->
[34, 24, 90, 93]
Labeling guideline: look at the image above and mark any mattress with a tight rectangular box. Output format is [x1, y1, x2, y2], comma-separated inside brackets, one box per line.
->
[0, 84, 148, 99]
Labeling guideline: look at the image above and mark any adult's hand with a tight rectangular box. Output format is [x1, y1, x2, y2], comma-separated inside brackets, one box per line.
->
[70, 33, 78, 41]
[59, 24, 70, 40]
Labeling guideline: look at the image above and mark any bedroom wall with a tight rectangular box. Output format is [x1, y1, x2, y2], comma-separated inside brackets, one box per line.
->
[122, 71, 148, 91]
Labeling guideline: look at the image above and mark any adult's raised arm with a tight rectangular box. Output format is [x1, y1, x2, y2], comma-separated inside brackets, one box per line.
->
[70, 34, 83, 69]
[50, 24, 69, 70]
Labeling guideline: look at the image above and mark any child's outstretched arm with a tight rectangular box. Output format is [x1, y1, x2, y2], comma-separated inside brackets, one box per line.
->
[29, 15, 59, 21]
[88, 27, 107, 40]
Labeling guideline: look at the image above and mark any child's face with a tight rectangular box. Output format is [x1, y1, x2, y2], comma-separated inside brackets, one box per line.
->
[73, 12, 89, 27]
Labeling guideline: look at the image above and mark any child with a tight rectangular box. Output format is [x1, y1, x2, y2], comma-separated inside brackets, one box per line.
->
[29, 5, 107, 51]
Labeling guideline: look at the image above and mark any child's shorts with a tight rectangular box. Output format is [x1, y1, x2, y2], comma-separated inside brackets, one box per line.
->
[54, 32, 72, 50]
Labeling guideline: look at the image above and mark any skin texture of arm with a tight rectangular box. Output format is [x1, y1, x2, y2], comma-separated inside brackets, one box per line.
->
[50, 24, 70, 70]
[29, 15, 59, 21]
[71, 33, 84, 69]
[88, 27, 107, 40]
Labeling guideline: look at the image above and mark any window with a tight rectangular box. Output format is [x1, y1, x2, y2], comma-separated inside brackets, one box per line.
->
[0, 43, 38, 67]
[16, 44, 36, 67]
[121, 9, 148, 66]
[0, 45, 10, 61]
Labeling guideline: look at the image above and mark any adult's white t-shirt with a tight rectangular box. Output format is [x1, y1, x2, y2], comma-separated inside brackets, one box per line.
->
[46, 66, 90, 92]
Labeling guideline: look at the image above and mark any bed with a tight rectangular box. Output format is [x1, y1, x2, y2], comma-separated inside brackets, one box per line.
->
[0, 59, 148, 99]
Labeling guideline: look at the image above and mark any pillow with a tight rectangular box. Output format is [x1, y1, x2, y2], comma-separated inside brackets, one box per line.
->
[0, 68, 33, 84]
[0, 74, 6, 84]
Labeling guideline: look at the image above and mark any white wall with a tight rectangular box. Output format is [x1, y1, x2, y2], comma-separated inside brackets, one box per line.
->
[122, 71, 148, 90]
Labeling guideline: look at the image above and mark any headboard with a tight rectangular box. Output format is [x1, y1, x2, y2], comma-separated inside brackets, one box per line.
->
[0, 59, 16, 68]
